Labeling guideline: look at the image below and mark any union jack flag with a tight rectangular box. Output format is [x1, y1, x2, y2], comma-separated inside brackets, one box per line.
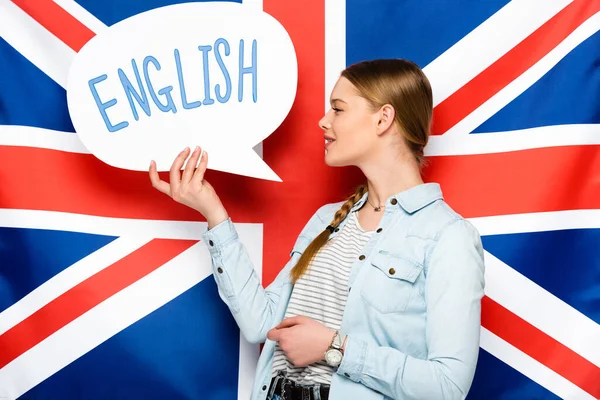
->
[0, 0, 598, 399]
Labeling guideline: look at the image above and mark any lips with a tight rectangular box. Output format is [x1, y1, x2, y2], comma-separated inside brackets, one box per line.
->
[325, 137, 335, 149]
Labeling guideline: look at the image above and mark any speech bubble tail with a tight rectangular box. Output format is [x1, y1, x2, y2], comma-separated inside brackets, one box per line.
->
[208, 148, 282, 182]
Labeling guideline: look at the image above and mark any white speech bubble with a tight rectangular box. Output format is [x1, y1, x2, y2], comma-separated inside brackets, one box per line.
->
[66, 2, 298, 182]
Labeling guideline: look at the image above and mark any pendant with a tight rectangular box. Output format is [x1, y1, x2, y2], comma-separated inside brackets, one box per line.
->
[374, 206, 381, 212]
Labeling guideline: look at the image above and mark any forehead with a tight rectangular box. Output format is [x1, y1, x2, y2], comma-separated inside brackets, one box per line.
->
[330, 77, 358, 101]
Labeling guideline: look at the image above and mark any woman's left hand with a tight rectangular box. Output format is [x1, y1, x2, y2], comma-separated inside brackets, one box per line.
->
[267, 316, 335, 367]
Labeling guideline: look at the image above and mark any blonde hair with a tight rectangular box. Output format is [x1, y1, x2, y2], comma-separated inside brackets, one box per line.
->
[290, 59, 433, 283]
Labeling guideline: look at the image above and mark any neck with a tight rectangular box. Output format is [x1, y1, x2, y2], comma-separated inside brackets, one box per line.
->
[361, 157, 424, 207]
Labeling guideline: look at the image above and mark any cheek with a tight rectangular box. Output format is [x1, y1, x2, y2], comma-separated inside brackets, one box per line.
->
[332, 114, 365, 138]
[335, 117, 371, 148]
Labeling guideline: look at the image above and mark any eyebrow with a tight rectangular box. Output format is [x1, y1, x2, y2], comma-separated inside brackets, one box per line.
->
[330, 98, 348, 105]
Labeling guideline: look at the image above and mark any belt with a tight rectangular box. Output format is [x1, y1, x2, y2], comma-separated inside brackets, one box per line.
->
[269, 375, 330, 400]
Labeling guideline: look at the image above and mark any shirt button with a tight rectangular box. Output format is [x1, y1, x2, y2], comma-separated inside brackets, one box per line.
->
[376, 228, 383, 233]
[217, 267, 223, 274]
[391, 198, 398, 205]
[209, 240, 214, 247]
[389, 268, 396, 275]
[359, 255, 366, 261]
[262, 385, 267, 391]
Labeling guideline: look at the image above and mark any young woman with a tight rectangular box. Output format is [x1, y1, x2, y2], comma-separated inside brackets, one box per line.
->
[149, 59, 485, 400]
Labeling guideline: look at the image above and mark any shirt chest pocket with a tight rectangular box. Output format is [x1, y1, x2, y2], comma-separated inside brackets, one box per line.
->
[360, 252, 423, 314]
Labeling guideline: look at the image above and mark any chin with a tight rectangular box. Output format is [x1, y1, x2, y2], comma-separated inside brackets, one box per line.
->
[324, 152, 349, 167]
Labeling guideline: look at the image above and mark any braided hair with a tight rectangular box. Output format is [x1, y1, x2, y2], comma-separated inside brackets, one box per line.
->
[290, 184, 367, 283]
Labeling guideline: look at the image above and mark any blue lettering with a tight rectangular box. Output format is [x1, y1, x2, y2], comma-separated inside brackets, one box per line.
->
[88, 74, 128, 133]
[238, 39, 257, 103]
[198, 45, 215, 106]
[143, 56, 177, 113]
[118, 59, 151, 121]
[214, 38, 232, 103]
[174, 48, 201, 110]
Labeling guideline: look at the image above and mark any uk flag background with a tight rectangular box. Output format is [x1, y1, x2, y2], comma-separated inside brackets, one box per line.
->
[0, 0, 599, 399]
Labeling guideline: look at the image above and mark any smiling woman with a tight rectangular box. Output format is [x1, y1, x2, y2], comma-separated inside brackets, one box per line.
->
[149, 58, 485, 400]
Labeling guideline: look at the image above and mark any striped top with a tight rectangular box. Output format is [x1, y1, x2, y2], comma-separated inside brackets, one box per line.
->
[271, 210, 374, 385]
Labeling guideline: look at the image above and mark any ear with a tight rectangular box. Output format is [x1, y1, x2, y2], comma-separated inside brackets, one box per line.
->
[375, 104, 395, 135]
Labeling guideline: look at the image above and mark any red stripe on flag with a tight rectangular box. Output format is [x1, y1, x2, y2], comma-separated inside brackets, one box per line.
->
[0, 238, 197, 369]
[260, 0, 329, 286]
[10, 0, 96, 52]
[2, 144, 598, 222]
[423, 144, 600, 219]
[482, 296, 600, 398]
[431, 0, 600, 135]
[0, 146, 274, 222]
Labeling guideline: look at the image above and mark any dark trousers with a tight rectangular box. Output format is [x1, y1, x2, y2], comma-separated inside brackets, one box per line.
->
[267, 372, 330, 400]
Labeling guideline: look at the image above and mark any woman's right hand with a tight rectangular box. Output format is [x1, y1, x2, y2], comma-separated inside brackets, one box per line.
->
[149, 146, 229, 229]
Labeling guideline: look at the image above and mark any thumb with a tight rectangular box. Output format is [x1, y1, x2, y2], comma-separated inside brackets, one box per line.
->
[276, 316, 303, 329]
[267, 327, 281, 342]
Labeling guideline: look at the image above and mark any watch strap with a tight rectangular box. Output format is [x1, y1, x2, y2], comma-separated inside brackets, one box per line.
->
[331, 330, 346, 351]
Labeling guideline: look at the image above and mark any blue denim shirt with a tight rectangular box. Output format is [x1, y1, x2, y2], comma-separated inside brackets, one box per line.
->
[202, 183, 485, 400]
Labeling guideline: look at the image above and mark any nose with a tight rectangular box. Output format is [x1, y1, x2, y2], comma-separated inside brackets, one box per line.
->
[319, 113, 331, 131]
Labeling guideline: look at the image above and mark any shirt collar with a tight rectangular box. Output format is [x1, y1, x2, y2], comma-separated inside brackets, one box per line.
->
[351, 183, 443, 214]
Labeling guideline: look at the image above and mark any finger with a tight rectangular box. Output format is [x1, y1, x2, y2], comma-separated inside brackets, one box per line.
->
[149, 160, 171, 196]
[182, 146, 201, 185]
[191, 150, 208, 185]
[267, 328, 280, 342]
[169, 147, 190, 195]
[276, 316, 303, 329]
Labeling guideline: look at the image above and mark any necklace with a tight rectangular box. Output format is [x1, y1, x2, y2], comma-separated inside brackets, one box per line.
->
[367, 198, 384, 212]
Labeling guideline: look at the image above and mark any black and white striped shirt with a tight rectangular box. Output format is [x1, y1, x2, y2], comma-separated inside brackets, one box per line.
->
[271, 211, 373, 384]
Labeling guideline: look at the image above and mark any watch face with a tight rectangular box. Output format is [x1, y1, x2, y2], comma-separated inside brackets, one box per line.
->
[325, 349, 343, 366]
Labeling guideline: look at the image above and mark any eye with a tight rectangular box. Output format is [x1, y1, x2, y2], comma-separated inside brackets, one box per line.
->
[332, 107, 342, 113]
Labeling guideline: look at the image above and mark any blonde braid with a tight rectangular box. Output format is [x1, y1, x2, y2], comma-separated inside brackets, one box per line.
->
[290, 184, 368, 283]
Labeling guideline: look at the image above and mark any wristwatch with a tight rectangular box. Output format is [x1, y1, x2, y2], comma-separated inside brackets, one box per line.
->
[324, 330, 346, 367]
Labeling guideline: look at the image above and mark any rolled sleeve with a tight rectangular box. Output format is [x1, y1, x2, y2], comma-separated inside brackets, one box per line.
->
[202, 218, 239, 255]
[337, 336, 368, 381]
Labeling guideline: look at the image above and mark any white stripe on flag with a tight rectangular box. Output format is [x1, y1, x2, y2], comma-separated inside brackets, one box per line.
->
[469, 210, 600, 236]
[0, 0, 75, 88]
[443, 10, 600, 137]
[0, 209, 212, 240]
[324, 0, 346, 113]
[483, 251, 600, 368]
[426, 124, 600, 155]
[0, 236, 152, 336]
[424, 0, 573, 107]
[0, 125, 90, 154]
[238, 220, 262, 400]
[480, 327, 596, 400]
